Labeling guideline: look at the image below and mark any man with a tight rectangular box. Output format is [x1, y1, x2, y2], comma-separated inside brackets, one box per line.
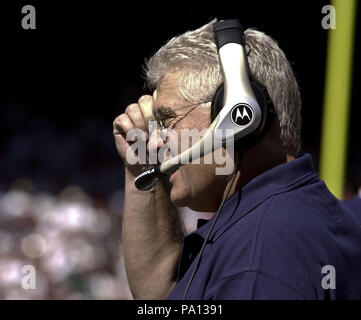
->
[113, 21, 361, 299]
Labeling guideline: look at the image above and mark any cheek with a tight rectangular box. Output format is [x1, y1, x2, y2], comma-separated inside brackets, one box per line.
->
[170, 163, 229, 208]
[165, 128, 184, 157]
[182, 163, 217, 192]
[191, 108, 211, 129]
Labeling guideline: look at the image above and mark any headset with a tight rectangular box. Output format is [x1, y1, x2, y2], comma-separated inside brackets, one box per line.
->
[134, 19, 272, 191]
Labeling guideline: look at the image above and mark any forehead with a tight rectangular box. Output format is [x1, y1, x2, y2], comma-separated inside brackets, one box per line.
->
[153, 73, 185, 111]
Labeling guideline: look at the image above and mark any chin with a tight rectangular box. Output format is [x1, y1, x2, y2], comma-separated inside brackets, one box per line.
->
[169, 187, 216, 212]
[167, 166, 220, 212]
[169, 186, 191, 208]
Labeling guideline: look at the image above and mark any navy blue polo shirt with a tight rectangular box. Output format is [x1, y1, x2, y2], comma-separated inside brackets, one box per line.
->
[343, 195, 361, 224]
[168, 154, 361, 300]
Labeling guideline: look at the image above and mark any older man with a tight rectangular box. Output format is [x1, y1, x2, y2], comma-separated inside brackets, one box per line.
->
[113, 20, 361, 299]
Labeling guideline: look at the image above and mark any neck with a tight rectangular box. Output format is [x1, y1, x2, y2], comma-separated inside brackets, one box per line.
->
[223, 137, 295, 202]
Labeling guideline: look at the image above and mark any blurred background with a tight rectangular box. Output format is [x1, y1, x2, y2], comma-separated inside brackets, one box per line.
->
[0, 1, 360, 299]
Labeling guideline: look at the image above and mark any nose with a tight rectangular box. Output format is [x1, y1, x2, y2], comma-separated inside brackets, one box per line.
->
[147, 128, 166, 155]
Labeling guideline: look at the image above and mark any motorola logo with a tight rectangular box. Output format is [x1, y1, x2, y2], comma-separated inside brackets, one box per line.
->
[230, 104, 253, 126]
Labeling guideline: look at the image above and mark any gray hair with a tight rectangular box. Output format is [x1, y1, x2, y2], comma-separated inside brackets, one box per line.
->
[144, 21, 302, 155]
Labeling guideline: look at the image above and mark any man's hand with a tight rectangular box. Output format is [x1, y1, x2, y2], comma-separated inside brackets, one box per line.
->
[113, 93, 155, 177]
[113, 91, 182, 299]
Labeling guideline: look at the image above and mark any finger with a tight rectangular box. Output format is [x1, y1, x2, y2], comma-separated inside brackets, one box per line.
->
[125, 103, 147, 131]
[138, 95, 155, 124]
[113, 114, 143, 159]
[113, 113, 133, 136]
[153, 90, 157, 100]
[114, 128, 130, 156]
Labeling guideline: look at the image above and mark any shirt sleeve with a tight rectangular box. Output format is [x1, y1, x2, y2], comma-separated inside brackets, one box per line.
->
[212, 270, 306, 300]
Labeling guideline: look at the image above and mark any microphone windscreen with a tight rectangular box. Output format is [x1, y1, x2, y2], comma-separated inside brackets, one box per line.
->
[134, 166, 164, 191]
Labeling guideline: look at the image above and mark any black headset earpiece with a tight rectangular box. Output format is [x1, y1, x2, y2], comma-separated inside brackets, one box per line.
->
[211, 80, 270, 146]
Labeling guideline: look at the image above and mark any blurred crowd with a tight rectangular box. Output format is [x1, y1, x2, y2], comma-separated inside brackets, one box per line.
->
[0, 182, 133, 299]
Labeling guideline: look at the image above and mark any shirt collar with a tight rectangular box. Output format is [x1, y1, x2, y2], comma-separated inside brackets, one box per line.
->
[191, 153, 319, 241]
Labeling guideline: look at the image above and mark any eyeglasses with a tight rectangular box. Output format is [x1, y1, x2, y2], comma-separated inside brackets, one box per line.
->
[152, 100, 212, 132]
